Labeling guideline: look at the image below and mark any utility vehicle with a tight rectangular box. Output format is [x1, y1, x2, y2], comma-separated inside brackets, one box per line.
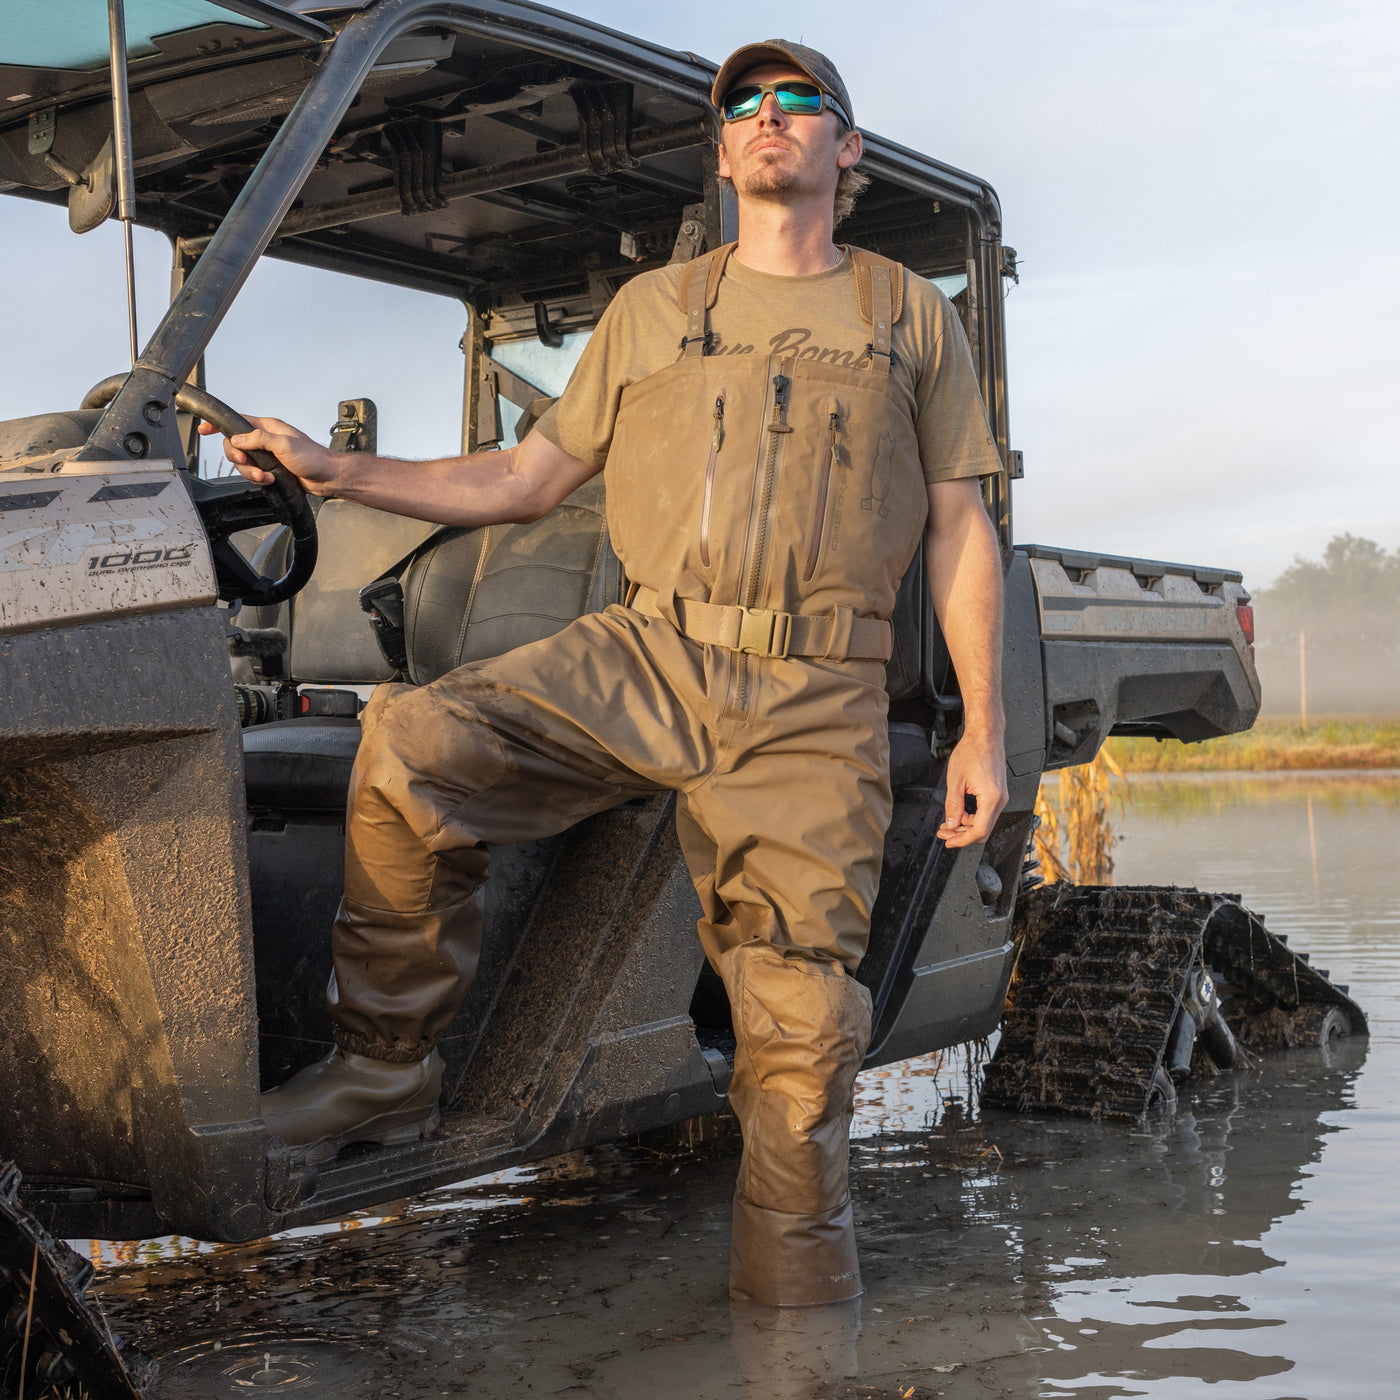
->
[0, 0, 1361, 1285]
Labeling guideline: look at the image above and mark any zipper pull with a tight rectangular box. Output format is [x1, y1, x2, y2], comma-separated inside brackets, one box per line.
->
[768, 374, 793, 433]
[828, 406, 842, 467]
[711, 395, 725, 451]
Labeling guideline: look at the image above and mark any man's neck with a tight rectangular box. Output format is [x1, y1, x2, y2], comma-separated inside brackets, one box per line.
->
[731, 198, 841, 276]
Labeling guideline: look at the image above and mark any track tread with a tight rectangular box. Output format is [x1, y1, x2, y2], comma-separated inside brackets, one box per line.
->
[984, 884, 1368, 1122]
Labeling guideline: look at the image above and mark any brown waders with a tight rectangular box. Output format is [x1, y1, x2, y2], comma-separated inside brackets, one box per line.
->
[327, 246, 931, 1307]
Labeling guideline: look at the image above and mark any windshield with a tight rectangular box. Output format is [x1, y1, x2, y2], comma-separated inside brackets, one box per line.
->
[488, 333, 590, 444]
[0, 1, 268, 71]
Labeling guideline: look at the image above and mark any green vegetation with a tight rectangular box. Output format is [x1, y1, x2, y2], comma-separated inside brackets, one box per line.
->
[1109, 717, 1400, 772]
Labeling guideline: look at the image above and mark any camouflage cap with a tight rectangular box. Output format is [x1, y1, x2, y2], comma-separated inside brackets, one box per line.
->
[711, 40, 854, 129]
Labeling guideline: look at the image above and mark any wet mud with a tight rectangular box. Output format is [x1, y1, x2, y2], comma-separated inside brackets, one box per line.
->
[85, 772, 1400, 1398]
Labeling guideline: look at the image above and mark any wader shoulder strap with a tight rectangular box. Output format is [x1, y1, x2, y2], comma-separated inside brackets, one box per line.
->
[849, 246, 905, 376]
[677, 242, 736, 356]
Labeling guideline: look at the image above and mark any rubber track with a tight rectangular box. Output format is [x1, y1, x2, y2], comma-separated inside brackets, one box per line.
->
[983, 885, 1367, 1122]
[0, 1161, 153, 1397]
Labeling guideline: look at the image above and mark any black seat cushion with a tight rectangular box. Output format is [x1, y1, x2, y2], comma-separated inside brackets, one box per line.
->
[403, 475, 615, 685]
[243, 715, 931, 811]
[243, 718, 362, 810]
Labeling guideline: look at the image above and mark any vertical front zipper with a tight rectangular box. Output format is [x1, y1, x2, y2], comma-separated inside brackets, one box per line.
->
[803, 401, 842, 582]
[738, 369, 793, 710]
[699, 393, 723, 568]
[743, 372, 791, 609]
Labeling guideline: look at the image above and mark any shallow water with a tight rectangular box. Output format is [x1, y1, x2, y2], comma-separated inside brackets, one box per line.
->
[91, 771, 1400, 1399]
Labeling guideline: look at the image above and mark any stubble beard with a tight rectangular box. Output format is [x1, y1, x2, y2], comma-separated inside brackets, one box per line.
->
[739, 150, 805, 203]
[720, 128, 809, 203]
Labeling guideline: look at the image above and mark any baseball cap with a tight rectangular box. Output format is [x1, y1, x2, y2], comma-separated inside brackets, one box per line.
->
[711, 40, 855, 129]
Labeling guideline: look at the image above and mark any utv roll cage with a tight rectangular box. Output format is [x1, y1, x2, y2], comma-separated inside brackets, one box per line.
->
[3, 0, 1015, 538]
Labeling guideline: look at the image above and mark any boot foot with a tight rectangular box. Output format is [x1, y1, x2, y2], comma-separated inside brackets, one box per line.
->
[261, 1048, 443, 1165]
[730, 1195, 863, 1307]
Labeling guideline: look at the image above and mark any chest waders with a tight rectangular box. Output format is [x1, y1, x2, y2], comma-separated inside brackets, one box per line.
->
[303, 245, 930, 1306]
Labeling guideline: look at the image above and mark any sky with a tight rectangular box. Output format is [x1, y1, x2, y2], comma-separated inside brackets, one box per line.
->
[2, 0, 1398, 590]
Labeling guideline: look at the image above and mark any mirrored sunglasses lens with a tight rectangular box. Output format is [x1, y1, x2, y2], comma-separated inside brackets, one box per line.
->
[722, 86, 763, 120]
[773, 83, 823, 115]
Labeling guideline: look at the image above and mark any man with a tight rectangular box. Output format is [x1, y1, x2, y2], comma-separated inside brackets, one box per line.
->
[206, 40, 1008, 1308]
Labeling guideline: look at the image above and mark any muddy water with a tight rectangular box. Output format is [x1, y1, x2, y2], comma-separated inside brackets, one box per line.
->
[91, 772, 1400, 1399]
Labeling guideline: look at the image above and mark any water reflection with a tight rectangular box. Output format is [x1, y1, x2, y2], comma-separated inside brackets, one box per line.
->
[87, 774, 1397, 1399]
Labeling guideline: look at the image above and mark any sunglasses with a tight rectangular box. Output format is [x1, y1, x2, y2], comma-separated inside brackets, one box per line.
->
[719, 80, 849, 126]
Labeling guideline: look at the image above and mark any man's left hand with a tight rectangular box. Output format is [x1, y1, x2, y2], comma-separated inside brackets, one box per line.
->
[937, 729, 1008, 849]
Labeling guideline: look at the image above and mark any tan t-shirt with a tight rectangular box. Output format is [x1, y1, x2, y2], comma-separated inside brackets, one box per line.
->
[535, 249, 1002, 486]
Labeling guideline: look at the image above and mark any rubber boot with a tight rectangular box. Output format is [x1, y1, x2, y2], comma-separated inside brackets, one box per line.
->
[722, 942, 872, 1307]
[260, 1048, 444, 1166]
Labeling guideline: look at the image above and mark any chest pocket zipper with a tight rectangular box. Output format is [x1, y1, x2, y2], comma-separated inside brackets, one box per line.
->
[699, 394, 724, 568]
[803, 401, 843, 582]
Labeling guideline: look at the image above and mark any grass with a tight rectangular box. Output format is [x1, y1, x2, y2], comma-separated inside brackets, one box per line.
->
[1108, 717, 1400, 773]
[1033, 749, 1123, 884]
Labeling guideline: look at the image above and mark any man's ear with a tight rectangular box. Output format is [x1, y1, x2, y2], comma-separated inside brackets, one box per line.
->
[837, 128, 863, 171]
[716, 132, 733, 181]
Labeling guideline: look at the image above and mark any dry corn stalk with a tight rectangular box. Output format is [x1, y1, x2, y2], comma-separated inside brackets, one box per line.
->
[1033, 746, 1127, 885]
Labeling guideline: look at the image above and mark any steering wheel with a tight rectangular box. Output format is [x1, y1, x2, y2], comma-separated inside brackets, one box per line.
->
[82, 377, 319, 608]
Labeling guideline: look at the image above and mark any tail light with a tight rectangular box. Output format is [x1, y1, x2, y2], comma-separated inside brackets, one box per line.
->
[1236, 603, 1255, 658]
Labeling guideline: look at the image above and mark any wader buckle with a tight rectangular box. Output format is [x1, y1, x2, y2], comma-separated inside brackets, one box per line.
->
[736, 606, 792, 659]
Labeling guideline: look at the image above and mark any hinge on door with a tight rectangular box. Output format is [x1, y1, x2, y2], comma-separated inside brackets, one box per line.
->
[27, 107, 55, 156]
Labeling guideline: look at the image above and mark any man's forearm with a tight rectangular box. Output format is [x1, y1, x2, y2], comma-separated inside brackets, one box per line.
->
[925, 485, 1005, 738]
[330, 443, 553, 527]
[924, 479, 1007, 848]
[209, 417, 601, 529]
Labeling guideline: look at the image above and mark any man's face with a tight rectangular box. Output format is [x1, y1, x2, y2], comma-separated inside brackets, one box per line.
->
[716, 63, 861, 207]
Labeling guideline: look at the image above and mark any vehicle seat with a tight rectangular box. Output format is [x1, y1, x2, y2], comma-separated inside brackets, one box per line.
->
[238, 496, 439, 684]
[242, 475, 614, 811]
[400, 475, 619, 684]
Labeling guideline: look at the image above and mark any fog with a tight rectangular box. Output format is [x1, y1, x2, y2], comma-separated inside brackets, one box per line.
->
[1253, 635, 1398, 718]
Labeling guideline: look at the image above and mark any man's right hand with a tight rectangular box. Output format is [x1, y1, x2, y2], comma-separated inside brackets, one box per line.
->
[198, 415, 343, 496]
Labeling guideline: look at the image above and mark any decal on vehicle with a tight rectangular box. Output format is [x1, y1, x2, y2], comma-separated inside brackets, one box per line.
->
[0, 488, 62, 512]
[89, 480, 169, 502]
[0, 465, 215, 632]
[0, 514, 168, 571]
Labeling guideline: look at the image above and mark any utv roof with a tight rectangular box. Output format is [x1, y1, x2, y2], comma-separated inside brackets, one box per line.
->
[0, 0, 1001, 318]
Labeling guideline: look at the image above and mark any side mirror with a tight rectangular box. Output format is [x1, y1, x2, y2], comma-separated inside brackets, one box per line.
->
[68, 135, 115, 234]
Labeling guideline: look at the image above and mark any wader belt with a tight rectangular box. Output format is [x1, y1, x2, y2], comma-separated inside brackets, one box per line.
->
[628, 585, 893, 662]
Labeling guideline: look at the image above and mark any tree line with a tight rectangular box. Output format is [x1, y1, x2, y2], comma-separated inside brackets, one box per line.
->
[1253, 535, 1400, 715]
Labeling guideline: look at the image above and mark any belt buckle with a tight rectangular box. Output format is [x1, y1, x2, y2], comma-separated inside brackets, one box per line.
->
[737, 606, 791, 659]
